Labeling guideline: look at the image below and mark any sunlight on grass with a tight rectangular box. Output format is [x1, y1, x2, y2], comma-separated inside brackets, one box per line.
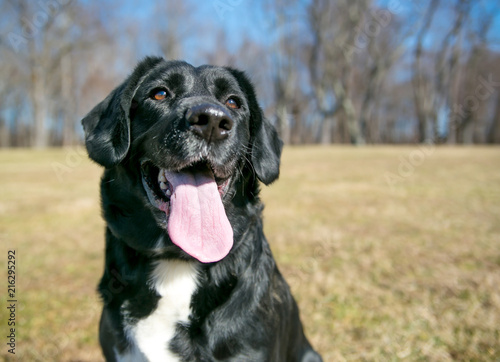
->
[0, 146, 499, 361]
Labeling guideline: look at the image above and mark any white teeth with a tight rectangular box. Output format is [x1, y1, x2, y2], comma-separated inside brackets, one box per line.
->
[158, 170, 167, 183]
[157, 169, 171, 197]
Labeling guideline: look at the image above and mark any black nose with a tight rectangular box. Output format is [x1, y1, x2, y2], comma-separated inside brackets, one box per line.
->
[186, 104, 234, 142]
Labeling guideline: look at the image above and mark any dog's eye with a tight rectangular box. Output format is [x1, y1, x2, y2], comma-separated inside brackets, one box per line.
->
[151, 89, 168, 101]
[225, 97, 240, 110]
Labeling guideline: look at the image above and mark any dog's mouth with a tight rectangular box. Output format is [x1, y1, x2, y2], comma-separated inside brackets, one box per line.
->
[140, 161, 231, 208]
[140, 160, 233, 263]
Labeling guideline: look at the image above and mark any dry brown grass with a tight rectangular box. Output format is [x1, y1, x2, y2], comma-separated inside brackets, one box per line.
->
[1, 146, 499, 361]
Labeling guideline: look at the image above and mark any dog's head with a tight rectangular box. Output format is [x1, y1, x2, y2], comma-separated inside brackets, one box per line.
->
[82, 57, 282, 263]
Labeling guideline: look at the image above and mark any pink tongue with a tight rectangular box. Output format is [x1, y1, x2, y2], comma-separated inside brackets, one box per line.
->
[164, 168, 233, 263]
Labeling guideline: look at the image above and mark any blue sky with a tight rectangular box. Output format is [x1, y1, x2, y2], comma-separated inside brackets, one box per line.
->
[107, 1, 301, 62]
[94, 0, 500, 70]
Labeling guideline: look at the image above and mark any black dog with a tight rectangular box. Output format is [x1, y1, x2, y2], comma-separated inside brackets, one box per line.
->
[82, 57, 322, 362]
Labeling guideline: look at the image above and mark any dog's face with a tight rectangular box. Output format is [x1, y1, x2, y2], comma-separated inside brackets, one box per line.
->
[82, 57, 282, 263]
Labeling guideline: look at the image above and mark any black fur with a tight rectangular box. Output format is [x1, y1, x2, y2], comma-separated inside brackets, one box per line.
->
[82, 57, 322, 362]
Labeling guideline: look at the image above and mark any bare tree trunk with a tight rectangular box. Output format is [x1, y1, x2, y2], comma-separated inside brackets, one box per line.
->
[0, 118, 9, 147]
[61, 54, 75, 146]
[271, 0, 301, 145]
[276, 103, 291, 145]
[447, 40, 463, 144]
[487, 92, 500, 144]
[453, 19, 492, 144]
[385, 116, 396, 143]
[291, 108, 303, 144]
[335, 112, 350, 144]
[31, 61, 48, 148]
[432, 0, 468, 143]
[320, 116, 332, 144]
[472, 111, 484, 144]
[358, 64, 378, 143]
[412, 0, 439, 143]
[344, 97, 363, 144]
[368, 97, 382, 143]
[307, 0, 368, 144]
[17, 0, 49, 148]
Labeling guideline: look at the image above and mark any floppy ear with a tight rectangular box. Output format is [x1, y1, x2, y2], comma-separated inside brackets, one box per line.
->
[251, 112, 283, 185]
[81, 56, 164, 168]
[226, 68, 283, 185]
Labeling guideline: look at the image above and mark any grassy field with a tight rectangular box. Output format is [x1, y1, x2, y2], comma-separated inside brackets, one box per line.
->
[1, 146, 499, 361]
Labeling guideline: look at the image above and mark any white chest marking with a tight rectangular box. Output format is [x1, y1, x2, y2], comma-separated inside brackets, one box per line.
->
[117, 260, 199, 362]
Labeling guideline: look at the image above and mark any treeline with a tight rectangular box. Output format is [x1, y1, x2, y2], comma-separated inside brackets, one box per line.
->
[1, 0, 499, 147]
